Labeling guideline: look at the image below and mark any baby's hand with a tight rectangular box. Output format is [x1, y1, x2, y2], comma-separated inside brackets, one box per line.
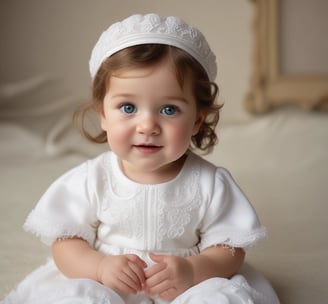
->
[97, 254, 147, 295]
[144, 253, 194, 301]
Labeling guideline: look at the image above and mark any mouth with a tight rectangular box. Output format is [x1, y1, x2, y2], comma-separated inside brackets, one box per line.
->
[133, 144, 163, 154]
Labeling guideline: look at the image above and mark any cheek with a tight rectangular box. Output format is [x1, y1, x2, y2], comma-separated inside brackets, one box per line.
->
[101, 111, 126, 140]
[106, 125, 128, 145]
[167, 121, 195, 146]
[101, 118, 127, 148]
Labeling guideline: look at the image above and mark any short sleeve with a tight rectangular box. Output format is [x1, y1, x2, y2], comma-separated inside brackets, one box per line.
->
[198, 168, 266, 251]
[23, 162, 98, 247]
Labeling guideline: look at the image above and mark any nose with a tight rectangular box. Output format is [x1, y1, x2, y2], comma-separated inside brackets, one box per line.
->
[136, 114, 160, 135]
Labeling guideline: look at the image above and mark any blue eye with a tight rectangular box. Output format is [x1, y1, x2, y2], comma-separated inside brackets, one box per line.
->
[120, 103, 136, 114]
[161, 105, 178, 116]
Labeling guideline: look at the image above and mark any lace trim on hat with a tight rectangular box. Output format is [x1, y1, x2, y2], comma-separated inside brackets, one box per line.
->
[89, 14, 217, 81]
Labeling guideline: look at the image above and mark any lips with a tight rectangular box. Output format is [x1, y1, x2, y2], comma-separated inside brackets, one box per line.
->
[133, 144, 162, 154]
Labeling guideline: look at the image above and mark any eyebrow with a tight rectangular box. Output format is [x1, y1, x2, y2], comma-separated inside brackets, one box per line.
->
[110, 93, 189, 104]
[164, 96, 189, 104]
[109, 93, 136, 100]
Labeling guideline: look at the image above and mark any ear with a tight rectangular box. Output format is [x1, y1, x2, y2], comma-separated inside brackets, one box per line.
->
[192, 111, 205, 136]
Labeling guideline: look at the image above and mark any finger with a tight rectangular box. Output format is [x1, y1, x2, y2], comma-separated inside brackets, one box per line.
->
[124, 262, 147, 289]
[145, 261, 166, 278]
[115, 278, 138, 295]
[159, 287, 178, 301]
[128, 261, 146, 284]
[123, 269, 141, 290]
[147, 278, 172, 296]
[118, 270, 141, 293]
[149, 252, 164, 263]
[145, 267, 168, 289]
[127, 254, 148, 269]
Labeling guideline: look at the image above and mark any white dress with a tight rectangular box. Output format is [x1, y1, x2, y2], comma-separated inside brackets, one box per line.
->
[1, 152, 279, 304]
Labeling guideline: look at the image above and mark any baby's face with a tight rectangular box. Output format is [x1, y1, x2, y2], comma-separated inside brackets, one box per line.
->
[99, 57, 203, 183]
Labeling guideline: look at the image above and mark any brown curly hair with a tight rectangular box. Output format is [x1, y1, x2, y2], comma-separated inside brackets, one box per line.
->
[75, 44, 222, 154]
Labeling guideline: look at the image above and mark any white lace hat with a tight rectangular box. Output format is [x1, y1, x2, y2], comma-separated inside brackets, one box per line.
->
[89, 14, 217, 81]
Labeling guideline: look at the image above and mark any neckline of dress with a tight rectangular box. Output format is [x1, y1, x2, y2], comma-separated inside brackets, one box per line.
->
[110, 151, 195, 187]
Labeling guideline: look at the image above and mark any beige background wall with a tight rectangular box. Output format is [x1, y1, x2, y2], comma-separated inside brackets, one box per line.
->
[280, 0, 328, 74]
[0, 0, 253, 124]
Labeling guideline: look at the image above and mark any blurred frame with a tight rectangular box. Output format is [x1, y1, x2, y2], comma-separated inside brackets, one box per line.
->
[245, 0, 328, 114]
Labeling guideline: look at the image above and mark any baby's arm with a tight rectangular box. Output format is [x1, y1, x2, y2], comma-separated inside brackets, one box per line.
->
[187, 245, 245, 283]
[52, 237, 147, 294]
[144, 245, 245, 301]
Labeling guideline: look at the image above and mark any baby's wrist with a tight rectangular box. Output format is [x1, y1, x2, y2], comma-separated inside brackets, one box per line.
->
[183, 256, 196, 287]
[96, 255, 107, 284]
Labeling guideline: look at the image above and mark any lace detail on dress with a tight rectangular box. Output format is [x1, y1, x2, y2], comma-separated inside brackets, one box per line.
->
[199, 227, 267, 251]
[96, 152, 266, 253]
[157, 163, 201, 244]
[99, 154, 144, 240]
[23, 210, 97, 247]
[98, 152, 202, 251]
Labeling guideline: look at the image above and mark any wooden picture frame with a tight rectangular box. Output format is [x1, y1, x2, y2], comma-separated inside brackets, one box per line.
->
[245, 0, 328, 114]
